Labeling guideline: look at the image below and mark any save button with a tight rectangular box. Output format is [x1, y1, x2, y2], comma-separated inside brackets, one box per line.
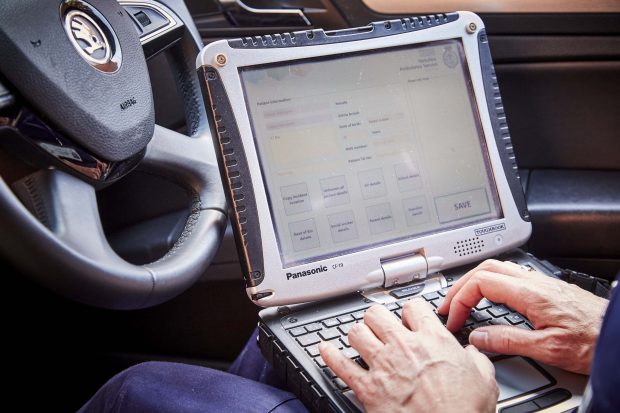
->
[434, 188, 491, 224]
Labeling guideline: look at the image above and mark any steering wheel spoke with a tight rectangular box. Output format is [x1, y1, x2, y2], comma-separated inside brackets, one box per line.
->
[141, 125, 226, 213]
[13, 169, 112, 260]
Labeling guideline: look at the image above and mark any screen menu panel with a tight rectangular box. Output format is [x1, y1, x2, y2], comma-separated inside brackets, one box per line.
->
[240, 39, 502, 266]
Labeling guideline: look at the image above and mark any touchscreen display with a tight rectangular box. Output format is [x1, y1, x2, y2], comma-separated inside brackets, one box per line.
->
[240, 39, 501, 266]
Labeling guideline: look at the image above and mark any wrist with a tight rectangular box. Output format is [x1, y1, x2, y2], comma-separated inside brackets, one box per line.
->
[578, 295, 608, 374]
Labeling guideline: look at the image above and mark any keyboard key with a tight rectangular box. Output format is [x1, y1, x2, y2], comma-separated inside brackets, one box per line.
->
[385, 302, 400, 311]
[338, 322, 355, 336]
[445, 276, 455, 287]
[314, 356, 327, 368]
[422, 291, 440, 301]
[288, 327, 307, 337]
[297, 332, 320, 347]
[431, 297, 445, 309]
[352, 310, 365, 320]
[355, 357, 369, 370]
[489, 317, 512, 326]
[394, 308, 403, 319]
[343, 390, 364, 411]
[506, 313, 525, 325]
[342, 347, 359, 359]
[338, 314, 355, 324]
[340, 336, 350, 348]
[333, 378, 348, 390]
[323, 318, 340, 328]
[305, 344, 320, 357]
[434, 311, 448, 325]
[471, 311, 491, 323]
[464, 317, 475, 328]
[305, 323, 322, 332]
[454, 326, 474, 345]
[438, 288, 449, 297]
[488, 305, 510, 318]
[323, 367, 336, 379]
[328, 339, 344, 350]
[319, 328, 341, 341]
[475, 298, 493, 311]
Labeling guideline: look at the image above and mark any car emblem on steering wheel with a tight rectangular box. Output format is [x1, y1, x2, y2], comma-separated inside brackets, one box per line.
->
[64, 10, 112, 68]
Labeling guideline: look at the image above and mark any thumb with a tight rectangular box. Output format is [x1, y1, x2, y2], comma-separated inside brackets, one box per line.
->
[469, 326, 542, 357]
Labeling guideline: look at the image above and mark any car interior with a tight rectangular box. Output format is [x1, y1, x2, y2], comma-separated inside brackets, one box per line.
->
[0, 0, 618, 411]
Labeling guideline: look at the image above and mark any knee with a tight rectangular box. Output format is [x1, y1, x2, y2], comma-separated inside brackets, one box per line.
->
[107, 362, 172, 412]
[115, 361, 168, 397]
[79, 362, 168, 413]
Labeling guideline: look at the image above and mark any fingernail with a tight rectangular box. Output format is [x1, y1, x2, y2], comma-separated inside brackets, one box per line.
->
[469, 330, 488, 346]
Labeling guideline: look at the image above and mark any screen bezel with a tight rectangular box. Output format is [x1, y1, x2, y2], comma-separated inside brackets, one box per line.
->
[198, 12, 532, 307]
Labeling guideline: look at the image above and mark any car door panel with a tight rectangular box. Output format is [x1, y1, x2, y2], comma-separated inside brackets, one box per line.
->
[499, 62, 620, 170]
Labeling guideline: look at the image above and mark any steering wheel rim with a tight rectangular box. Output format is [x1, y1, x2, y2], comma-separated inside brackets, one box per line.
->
[0, 0, 227, 309]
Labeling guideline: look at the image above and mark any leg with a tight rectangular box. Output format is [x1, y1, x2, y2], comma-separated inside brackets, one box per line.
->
[78, 361, 307, 413]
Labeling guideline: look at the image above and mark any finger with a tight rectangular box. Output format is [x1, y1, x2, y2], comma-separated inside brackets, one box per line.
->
[439, 260, 531, 316]
[401, 298, 448, 334]
[468, 325, 546, 360]
[319, 341, 367, 392]
[348, 322, 384, 364]
[445, 271, 530, 331]
[363, 304, 408, 343]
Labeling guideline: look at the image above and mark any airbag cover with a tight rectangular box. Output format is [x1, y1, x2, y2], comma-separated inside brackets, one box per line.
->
[0, 0, 154, 162]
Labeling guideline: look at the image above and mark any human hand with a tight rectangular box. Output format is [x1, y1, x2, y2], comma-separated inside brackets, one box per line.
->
[319, 301, 498, 413]
[438, 260, 608, 375]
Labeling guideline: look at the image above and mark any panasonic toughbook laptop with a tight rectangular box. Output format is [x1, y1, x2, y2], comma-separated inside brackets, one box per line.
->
[198, 11, 587, 412]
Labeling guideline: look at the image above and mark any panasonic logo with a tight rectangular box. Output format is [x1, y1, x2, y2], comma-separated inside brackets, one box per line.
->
[286, 265, 328, 280]
[474, 223, 506, 236]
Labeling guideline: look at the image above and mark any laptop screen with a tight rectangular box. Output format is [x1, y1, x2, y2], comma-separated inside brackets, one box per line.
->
[240, 39, 502, 266]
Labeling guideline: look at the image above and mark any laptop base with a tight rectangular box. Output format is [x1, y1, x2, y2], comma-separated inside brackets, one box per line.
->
[259, 250, 587, 413]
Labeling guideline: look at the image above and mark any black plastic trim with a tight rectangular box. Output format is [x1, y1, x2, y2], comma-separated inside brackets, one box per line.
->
[526, 169, 620, 261]
[478, 30, 530, 222]
[200, 66, 265, 288]
[499, 388, 571, 413]
[258, 323, 348, 413]
[227, 13, 458, 48]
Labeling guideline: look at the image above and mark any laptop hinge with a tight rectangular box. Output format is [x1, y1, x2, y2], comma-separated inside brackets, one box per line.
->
[381, 253, 428, 288]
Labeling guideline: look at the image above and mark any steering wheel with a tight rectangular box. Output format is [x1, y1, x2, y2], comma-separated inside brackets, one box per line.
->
[0, 0, 227, 309]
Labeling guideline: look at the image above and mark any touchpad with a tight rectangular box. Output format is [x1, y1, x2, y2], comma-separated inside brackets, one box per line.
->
[494, 357, 553, 402]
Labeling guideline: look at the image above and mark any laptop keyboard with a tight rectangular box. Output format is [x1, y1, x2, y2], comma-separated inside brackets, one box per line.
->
[287, 286, 533, 393]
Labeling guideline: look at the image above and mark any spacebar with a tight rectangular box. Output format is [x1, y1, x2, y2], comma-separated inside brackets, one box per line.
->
[343, 390, 364, 412]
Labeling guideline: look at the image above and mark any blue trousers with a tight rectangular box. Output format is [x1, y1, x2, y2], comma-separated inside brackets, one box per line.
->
[78, 328, 308, 413]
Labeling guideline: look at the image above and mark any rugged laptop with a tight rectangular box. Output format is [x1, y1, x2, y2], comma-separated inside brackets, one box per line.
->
[198, 11, 587, 412]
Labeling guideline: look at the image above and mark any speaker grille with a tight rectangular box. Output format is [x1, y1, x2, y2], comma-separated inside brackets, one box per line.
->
[454, 237, 485, 256]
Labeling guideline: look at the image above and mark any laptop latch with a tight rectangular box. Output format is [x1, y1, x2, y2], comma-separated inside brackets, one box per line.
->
[381, 253, 428, 288]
